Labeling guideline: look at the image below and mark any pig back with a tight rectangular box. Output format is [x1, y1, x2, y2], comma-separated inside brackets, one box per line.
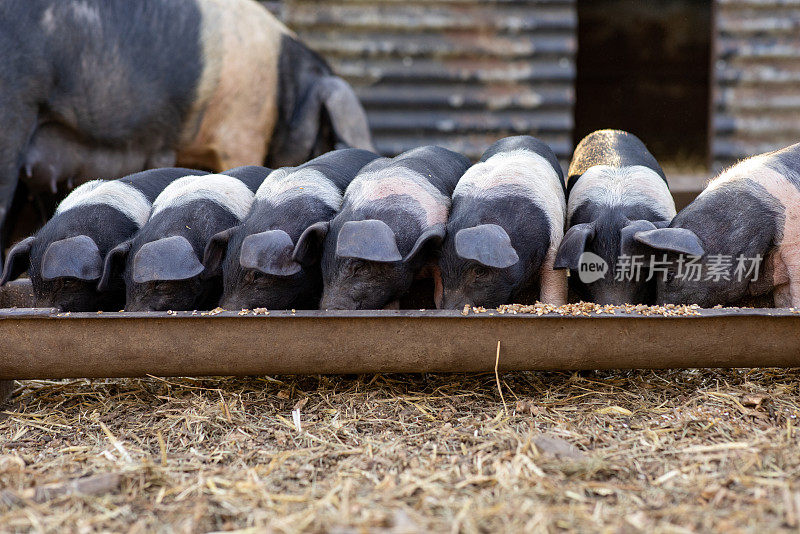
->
[567, 130, 666, 196]
[480, 135, 564, 189]
[221, 166, 273, 193]
[296, 149, 381, 192]
[119, 168, 209, 203]
[373, 146, 471, 197]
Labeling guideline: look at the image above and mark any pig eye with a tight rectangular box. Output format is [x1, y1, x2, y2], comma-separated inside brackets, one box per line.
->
[245, 270, 265, 284]
[473, 266, 490, 279]
[350, 261, 368, 276]
[152, 281, 170, 292]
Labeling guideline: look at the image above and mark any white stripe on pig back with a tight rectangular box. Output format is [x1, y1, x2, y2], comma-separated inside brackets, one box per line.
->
[152, 174, 254, 221]
[55, 179, 152, 228]
[567, 165, 676, 223]
[454, 149, 566, 245]
[701, 153, 771, 196]
[256, 167, 342, 211]
[347, 166, 451, 227]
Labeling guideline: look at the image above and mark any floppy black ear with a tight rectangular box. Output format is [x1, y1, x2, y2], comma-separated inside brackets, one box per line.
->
[98, 240, 132, 291]
[454, 224, 519, 269]
[335, 219, 402, 263]
[41, 235, 103, 282]
[240, 230, 302, 277]
[271, 76, 375, 166]
[554, 223, 596, 270]
[293, 221, 330, 267]
[0, 236, 35, 286]
[318, 76, 375, 151]
[203, 226, 240, 278]
[404, 224, 446, 264]
[619, 220, 658, 258]
[132, 236, 205, 283]
[634, 228, 705, 257]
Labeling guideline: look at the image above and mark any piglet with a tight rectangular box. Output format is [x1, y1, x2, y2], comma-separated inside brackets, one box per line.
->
[554, 129, 676, 305]
[316, 146, 471, 309]
[635, 142, 800, 308]
[204, 149, 379, 309]
[99, 167, 270, 311]
[439, 136, 567, 309]
[0, 168, 207, 311]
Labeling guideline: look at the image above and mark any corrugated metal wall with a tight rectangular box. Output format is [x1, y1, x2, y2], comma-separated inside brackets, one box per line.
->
[713, 0, 800, 170]
[268, 0, 576, 162]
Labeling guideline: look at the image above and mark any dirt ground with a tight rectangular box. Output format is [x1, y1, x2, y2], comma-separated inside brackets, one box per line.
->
[1, 369, 799, 533]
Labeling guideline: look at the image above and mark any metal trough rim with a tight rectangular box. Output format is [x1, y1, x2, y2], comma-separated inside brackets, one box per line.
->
[1, 305, 799, 379]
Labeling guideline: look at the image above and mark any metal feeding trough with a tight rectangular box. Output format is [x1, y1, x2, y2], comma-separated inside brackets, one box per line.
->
[2, 280, 800, 396]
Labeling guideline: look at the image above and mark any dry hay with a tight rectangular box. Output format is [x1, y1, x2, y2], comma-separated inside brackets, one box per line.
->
[1, 369, 800, 533]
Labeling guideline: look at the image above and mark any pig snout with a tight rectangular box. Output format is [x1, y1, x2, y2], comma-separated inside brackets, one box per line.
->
[585, 281, 645, 306]
[319, 291, 357, 310]
[320, 285, 397, 310]
[439, 289, 474, 310]
[219, 292, 263, 311]
[218, 295, 242, 311]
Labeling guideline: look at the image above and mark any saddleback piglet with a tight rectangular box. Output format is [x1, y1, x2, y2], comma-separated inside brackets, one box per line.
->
[635, 142, 800, 308]
[439, 136, 567, 309]
[0, 167, 207, 311]
[315, 146, 471, 309]
[99, 166, 270, 311]
[554, 129, 676, 305]
[203, 149, 380, 310]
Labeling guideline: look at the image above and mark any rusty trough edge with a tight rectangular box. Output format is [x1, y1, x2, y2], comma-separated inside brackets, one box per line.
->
[1, 305, 800, 378]
[2, 280, 800, 378]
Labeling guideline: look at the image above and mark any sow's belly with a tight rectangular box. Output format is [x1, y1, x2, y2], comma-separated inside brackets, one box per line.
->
[22, 123, 176, 194]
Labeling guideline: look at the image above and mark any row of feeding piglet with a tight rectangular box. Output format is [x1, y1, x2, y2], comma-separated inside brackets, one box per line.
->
[2, 130, 799, 312]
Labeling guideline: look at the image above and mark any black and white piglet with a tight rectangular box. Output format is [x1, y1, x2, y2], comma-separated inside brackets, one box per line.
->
[438, 136, 567, 309]
[635, 142, 800, 308]
[203, 149, 379, 310]
[99, 166, 270, 311]
[554, 130, 676, 305]
[0, 168, 207, 311]
[315, 146, 471, 310]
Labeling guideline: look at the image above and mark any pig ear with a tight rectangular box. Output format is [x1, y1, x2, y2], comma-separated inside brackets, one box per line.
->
[554, 223, 595, 270]
[202, 226, 240, 278]
[454, 224, 519, 269]
[132, 236, 205, 283]
[293, 221, 330, 267]
[336, 219, 402, 263]
[273, 77, 375, 166]
[40, 235, 103, 282]
[319, 76, 375, 152]
[619, 220, 658, 258]
[240, 230, 302, 277]
[0, 236, 35, 286]
[634, 228, 705, 257]
[98, 240, 132, 291]
[404, 224, 446, 264]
